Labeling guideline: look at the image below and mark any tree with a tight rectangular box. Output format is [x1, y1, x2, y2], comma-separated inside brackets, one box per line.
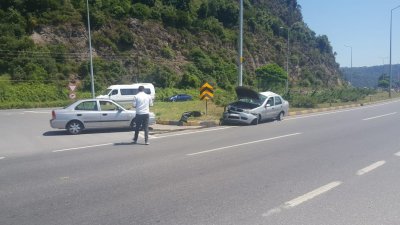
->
[255, 63, 287, 91]
[378, 73, 389, 89]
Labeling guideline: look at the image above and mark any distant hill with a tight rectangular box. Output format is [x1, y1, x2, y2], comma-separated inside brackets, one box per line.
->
[341, 64, 400, 88]
[0, 0, 343, 93]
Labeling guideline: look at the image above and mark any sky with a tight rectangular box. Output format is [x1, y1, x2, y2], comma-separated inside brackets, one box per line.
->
[297, 0, 400, 68]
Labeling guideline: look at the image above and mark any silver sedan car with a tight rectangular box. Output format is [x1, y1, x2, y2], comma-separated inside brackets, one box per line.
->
[50, 99, 155, 134]
[222, 86, 289, 125]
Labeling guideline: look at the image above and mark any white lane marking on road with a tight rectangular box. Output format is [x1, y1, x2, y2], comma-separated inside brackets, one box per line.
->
[53, 143, 113, 153]
[155, 127, 233, 139]
[187, 133, 301, 156]
[356, 160, 386, 176]
[395, 152, 400, 157]
[284, 181, 342, 208]
[0, 157, 5, 160]
[263, 181, 342, 217]
[362, 112, 397, 121]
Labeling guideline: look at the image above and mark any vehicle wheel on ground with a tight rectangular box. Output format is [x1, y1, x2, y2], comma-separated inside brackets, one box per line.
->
[66, 120, 83, 135]
[130, 120, 136, 130]
[277, 112, 284, 121]
[251, 116, 259, 125]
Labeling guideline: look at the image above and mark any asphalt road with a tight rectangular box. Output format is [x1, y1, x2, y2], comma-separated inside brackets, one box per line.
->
[1, 100, 400, 225]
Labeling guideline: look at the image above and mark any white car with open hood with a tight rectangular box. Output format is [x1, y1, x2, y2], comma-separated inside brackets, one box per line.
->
[222, 86, 289, 125]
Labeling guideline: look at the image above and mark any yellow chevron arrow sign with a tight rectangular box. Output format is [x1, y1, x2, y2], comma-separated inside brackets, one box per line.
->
[199, 82, 214, 100]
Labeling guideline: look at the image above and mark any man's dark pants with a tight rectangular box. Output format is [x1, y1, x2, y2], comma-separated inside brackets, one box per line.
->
[133, 114, 149, 143]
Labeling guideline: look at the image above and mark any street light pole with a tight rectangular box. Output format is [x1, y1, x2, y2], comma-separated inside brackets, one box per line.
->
[344, 45, 353, 84]
[86, 0, 95, 98]
[389, 5, 400, 98]
[286, 27, 289, 93]
[281, 22, 303, 94]
[238, 0, 243, 86]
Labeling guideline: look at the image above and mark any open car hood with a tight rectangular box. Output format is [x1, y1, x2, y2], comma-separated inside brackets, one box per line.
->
[235, 86, 260, 100]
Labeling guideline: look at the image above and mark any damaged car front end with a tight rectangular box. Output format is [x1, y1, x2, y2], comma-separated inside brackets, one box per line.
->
[221, 86, 289, 125]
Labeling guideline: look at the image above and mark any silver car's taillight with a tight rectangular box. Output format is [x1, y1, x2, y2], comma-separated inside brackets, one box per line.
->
[52, 110, 56, 120]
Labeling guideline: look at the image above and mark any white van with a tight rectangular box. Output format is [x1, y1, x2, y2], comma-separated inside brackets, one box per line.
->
[96, 83, 155, 103]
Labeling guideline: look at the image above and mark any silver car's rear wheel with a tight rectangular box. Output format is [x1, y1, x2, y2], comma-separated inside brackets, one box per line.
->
[66, 121, 83, 135]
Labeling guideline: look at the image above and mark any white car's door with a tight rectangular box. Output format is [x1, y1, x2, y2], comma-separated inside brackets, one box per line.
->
[274, 96, 284, 117]
[99, 100, 132, 128]
[265, 97, 277, 119]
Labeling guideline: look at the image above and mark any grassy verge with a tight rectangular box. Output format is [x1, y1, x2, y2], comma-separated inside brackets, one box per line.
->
[148, 91, 400, 122]
[1, 89, 398, 123]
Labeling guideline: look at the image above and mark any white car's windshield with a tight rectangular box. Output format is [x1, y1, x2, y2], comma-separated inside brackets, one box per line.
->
[102, 89, 112, 95]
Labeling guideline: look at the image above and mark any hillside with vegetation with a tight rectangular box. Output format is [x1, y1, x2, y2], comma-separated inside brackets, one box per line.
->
[0, 0, 348, 108]
[341, 64, 400, 89]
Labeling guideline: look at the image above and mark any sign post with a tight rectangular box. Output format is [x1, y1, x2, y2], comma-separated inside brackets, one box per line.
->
[199, 82, 214, 115]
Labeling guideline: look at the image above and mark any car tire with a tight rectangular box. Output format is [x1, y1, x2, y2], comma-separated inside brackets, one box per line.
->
[130, 120, 136, 130]
[251, 116, 259, 125]
[66, 120, 83, 135]
[277, 112, 284, 121]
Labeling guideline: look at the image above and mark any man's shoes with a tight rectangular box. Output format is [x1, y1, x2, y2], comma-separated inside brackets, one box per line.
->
[145, 141, 150, 145]
[132, 139, 137, 144]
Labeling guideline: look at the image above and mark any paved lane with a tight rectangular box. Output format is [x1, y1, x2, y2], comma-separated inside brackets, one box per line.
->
[1, 100, 400, 225]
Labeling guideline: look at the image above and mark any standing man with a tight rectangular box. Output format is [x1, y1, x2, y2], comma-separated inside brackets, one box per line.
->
[132, 85, 153, 145]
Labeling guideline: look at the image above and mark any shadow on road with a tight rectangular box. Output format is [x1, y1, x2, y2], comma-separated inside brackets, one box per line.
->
[114, 142, 136, 146]
[43, 127, 155, 136]
[42, 128, 134, 136]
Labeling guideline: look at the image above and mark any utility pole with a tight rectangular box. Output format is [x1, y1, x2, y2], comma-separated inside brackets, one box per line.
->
[344, 45, 353, 85]
[86, 0, 95, 98]
[389, 5, 400, 98]
[238, 0, 243, 86]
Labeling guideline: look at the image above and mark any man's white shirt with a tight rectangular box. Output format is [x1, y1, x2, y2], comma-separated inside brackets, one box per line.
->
[133, 92, 153, 114]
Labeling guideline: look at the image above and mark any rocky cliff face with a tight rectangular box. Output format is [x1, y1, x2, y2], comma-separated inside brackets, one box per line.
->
[9, 0, 342, 90]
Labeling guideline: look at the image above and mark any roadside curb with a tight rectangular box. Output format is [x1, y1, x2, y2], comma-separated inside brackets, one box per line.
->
[156, 120, 220, 127]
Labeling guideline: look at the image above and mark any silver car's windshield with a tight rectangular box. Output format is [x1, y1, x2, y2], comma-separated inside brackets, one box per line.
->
[238, 94, 267, 106]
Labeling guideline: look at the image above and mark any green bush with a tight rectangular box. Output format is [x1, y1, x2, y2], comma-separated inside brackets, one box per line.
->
[291, 95, 318, 108]
[213, 88, 235, 106]
[146, 65, 179, 88]
[201, 17, 225, 38]
[131, 3, 151, 20]
[0, 83, 67, 103]
[161, 46, 175, 59]
[160, 5, 177, 27]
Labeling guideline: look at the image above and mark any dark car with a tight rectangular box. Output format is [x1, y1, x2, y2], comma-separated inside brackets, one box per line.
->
[169, 94, 193, 102]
